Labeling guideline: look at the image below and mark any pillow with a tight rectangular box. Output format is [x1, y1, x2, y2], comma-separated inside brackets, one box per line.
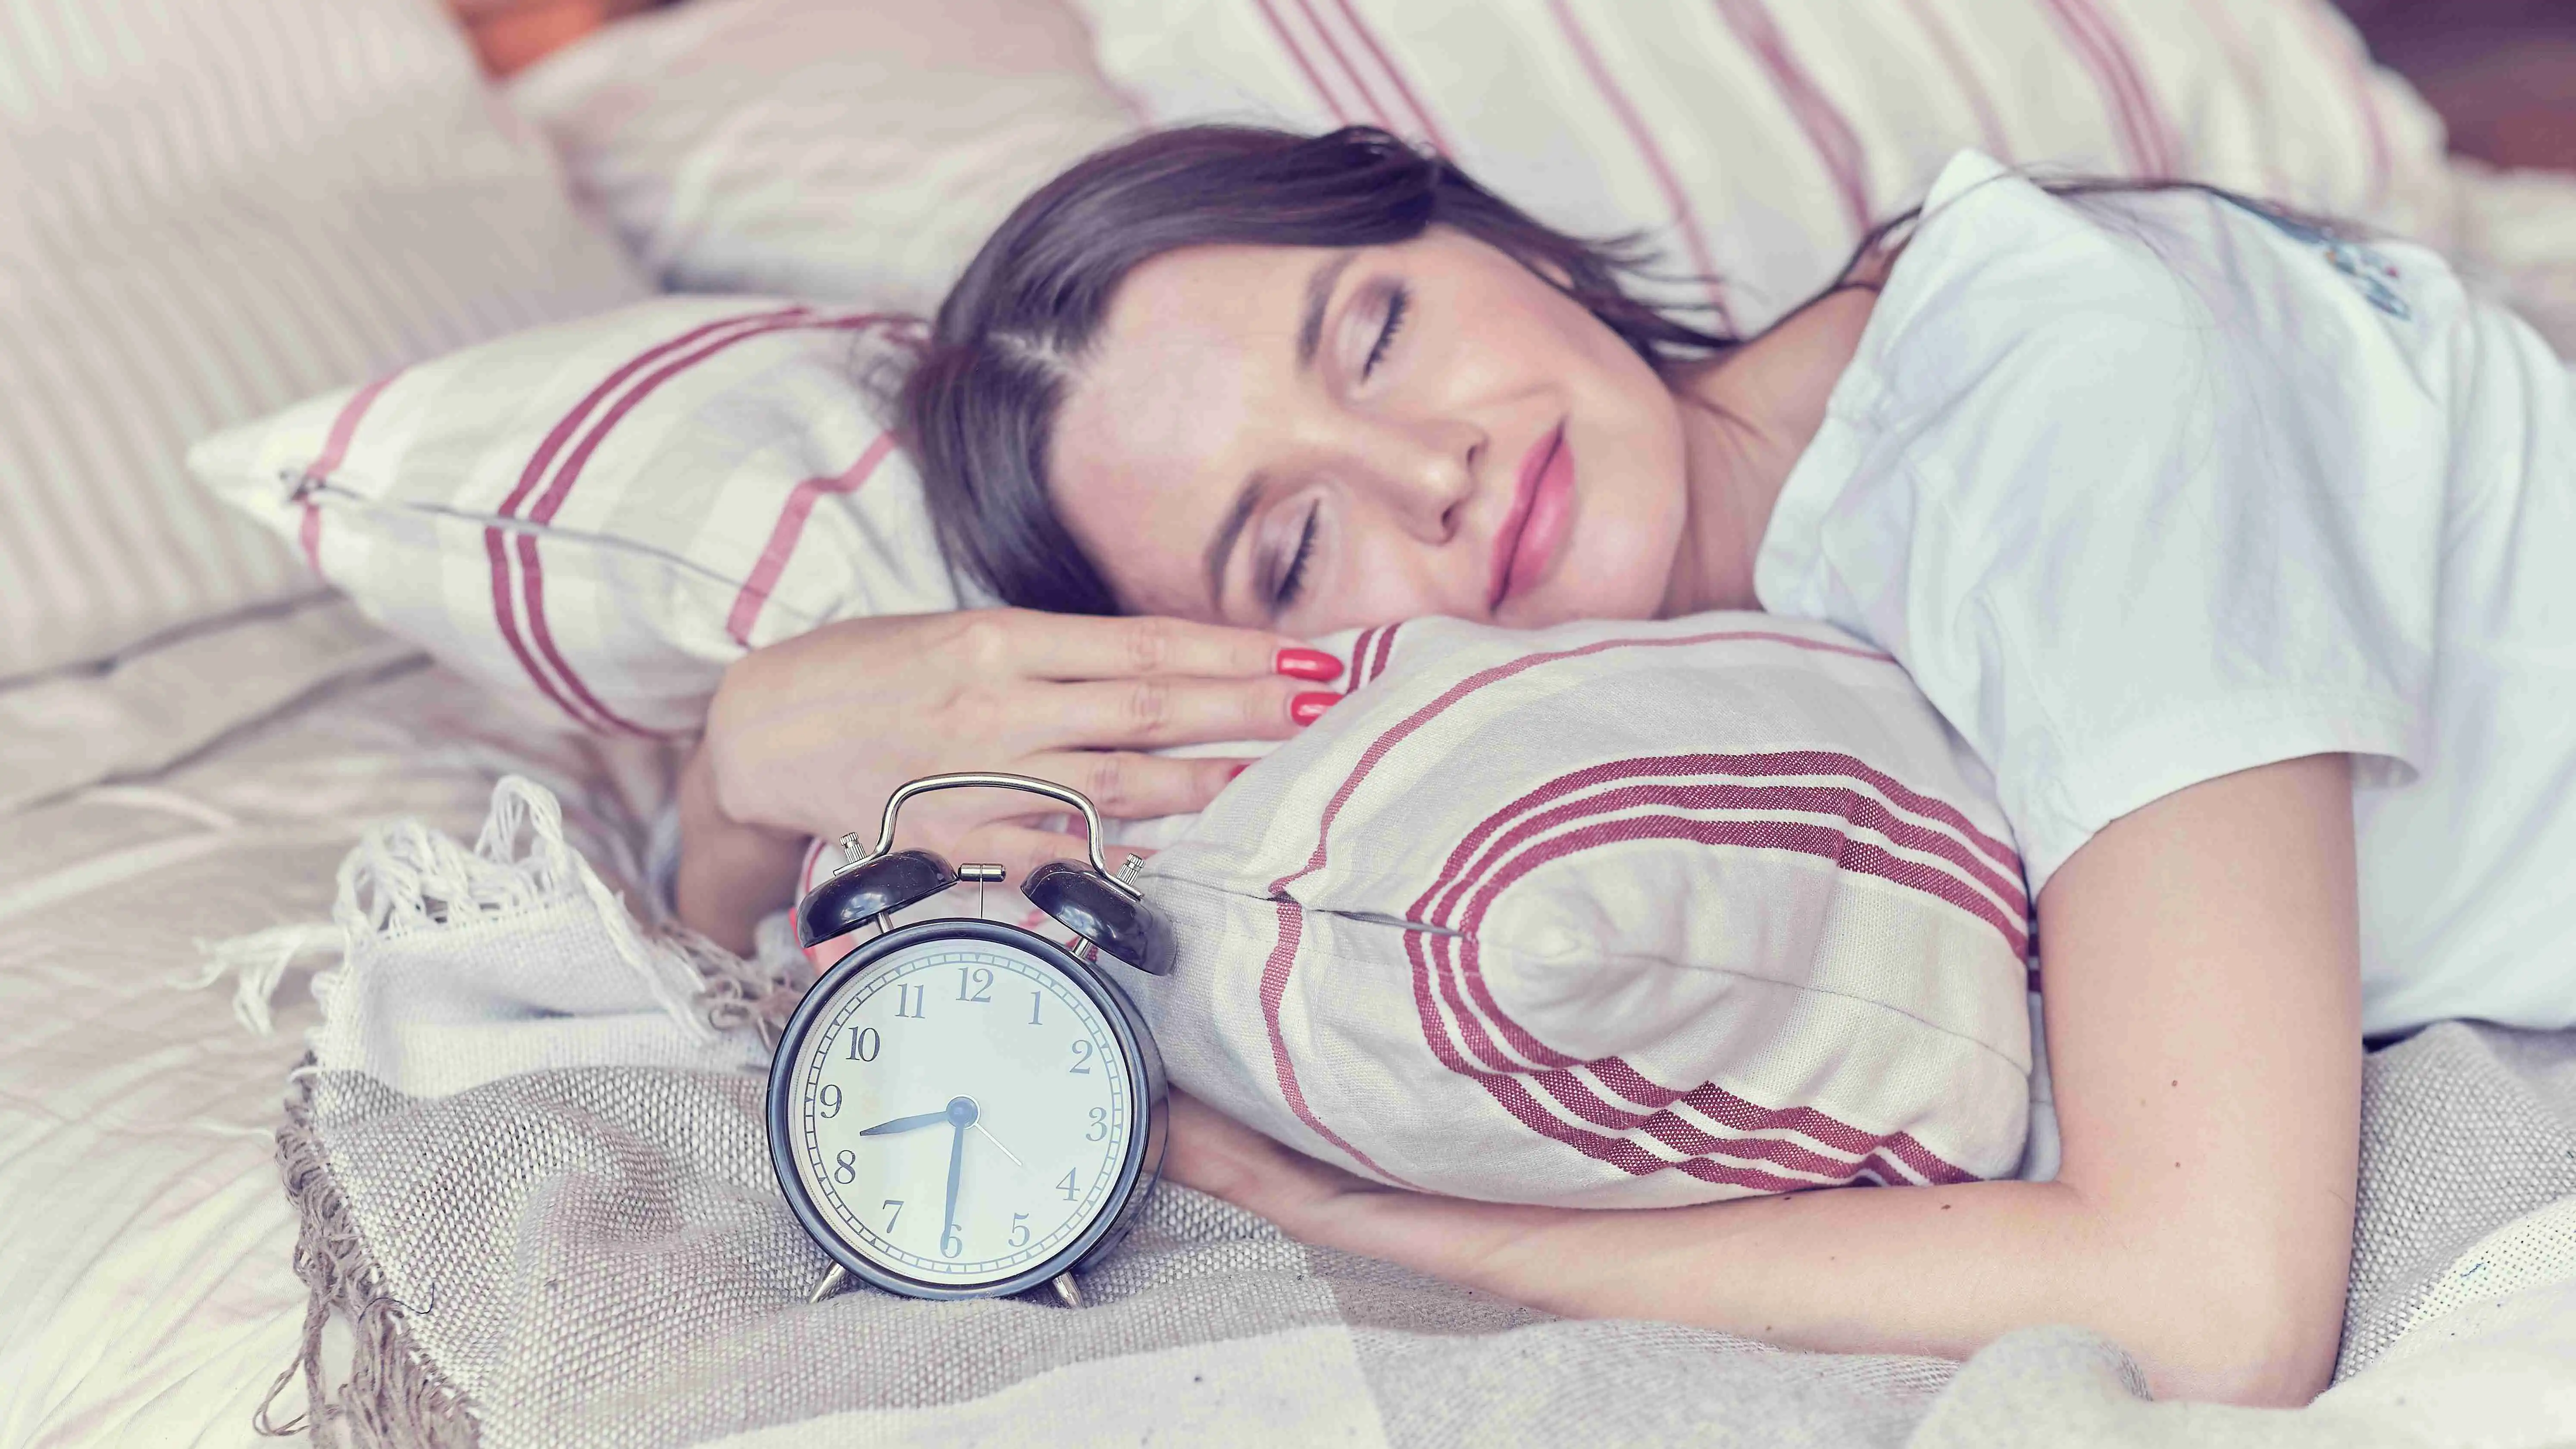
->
[786, 614, 2031, 1204]
[1133, 612, 2033, 1204]
[189, 297, 965, 736]
[0, 0, 647, 682]
[502, 0, 1138, 313]
[1074, 0, 2456, 332]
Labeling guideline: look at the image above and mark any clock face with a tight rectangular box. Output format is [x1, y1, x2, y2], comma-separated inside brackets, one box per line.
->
[783, 930, 1137, 1289]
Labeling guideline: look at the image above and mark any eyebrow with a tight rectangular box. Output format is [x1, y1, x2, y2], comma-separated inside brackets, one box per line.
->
[1205, 250, 1359, 609]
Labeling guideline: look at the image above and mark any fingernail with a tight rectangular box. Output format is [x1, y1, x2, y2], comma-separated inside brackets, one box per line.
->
[1290, 692, 1339, 726]
[1273, 647, 1344, 682]
[1225, 760, 1253, 781]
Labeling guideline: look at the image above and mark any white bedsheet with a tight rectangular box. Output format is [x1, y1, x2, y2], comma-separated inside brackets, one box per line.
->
[0, 649, 675, 1448]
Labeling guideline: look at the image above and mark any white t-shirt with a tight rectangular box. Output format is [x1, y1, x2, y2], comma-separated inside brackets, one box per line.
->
[1756, 151, 2576, 1037]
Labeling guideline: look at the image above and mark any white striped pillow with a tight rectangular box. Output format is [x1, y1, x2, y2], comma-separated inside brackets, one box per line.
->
[1132, 613, 2033, 1205]
[189, 298, 965, 738]
[503, 0, 1138, 314]
[1074, 0, 2454, 332]
[0, 0, 647, 683]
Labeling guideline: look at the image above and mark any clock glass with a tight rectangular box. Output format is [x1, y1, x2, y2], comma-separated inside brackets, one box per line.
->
[785, 933, 1136, 1289]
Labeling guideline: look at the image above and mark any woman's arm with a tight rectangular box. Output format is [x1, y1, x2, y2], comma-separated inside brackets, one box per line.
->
[676, 609, 1332, 952]
[1168, 754, 2361, 1405]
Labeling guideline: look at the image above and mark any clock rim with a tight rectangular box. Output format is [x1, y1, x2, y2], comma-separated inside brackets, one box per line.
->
[766, 916, 1168, 1301]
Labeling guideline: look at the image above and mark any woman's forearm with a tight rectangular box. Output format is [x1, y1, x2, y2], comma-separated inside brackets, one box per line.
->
[674, 740, 808, 954]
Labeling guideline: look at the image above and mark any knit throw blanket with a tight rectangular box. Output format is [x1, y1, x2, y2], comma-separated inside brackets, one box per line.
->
[244, 780, 2576, 1448]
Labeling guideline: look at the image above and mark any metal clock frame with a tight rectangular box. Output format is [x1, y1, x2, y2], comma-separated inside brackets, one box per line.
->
[766, 916, 1170, 1303]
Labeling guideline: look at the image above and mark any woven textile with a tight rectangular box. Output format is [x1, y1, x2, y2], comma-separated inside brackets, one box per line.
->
[267, 781, 2576, 1447]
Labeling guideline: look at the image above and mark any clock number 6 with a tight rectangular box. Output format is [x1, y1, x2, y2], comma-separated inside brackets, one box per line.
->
[941, 1223, 964, 1258]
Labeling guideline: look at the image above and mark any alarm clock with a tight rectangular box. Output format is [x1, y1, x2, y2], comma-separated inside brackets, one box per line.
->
[768, 772, 1175, 1307]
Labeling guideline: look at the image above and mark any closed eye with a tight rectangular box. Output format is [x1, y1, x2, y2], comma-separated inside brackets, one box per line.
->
[1362, 284, 1410, 379]
[1271, 504, 1320, 611]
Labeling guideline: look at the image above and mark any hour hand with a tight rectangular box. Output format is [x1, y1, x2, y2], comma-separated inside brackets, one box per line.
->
[858, 1109, 953, 1137]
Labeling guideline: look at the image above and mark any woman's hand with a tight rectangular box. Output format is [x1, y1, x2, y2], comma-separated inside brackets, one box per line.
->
[677, 609, 1339, 948]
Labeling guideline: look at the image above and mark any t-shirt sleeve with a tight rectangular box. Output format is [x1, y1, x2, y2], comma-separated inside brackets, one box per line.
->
[1757, 173, 2445, 892]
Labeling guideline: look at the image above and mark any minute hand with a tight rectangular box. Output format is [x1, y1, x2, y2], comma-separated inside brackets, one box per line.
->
[942, 1119, 967, 1246]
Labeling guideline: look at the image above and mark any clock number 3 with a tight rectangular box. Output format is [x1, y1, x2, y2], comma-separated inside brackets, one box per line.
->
[1086, 1106, 1110, 1142]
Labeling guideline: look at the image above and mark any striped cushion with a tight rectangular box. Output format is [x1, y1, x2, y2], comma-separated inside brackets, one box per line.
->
[502, 0, 1138, 314]
[1075, 0, 2454, 332]
[0, 0, 647, 682]
[190, 298, 964, 737]
[1131, 613, 2033, 1204]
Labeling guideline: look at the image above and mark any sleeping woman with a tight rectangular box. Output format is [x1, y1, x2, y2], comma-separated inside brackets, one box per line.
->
[675, 125, 2575, 1405]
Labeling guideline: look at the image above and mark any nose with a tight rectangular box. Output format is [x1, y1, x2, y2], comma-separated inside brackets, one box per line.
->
[1363, 416, 1482, 543]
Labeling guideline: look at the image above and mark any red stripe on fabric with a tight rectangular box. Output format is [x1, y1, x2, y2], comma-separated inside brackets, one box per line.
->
[2072, 0, 2180, 175]
[1591, 1058, 1977, 1185]
[1259, 628, 1911, 1179]
[1404, 930, 1834, 1192]
[725, 432, 900, 647]
[486, 308, 805, 730]
[1344, 626, 1382, 693]
[1897, 0, 2010, 161]
[1260, 897, 1408, 1181]
[1415, 751, 2020, 921]
[1545, 0, 1737, 332]
[2295, 0, 2391, 207]
[2184, 0, 2288, 195]
[1426, 773, 2027, 942]
[1449, 814, 1993, 1182]
[1365, 620, 1401, 686]
[294, 369, 405, 576]
[1332, 0, 1454, 151]
[1250, 0, 1351, 124]
[2041, 0, 2176, 176]
[483, 525, 600, 730]
[505, 313, 895, 733]
[1293, 0, 1396, 128]
[496, 309, 804, 523]
[1711, 0, 1873, 237]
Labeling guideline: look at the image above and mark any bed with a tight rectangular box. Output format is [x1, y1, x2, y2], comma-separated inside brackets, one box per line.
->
[6, 0, 2576, 1444]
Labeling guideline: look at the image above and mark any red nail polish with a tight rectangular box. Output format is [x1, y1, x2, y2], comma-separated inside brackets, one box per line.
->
[1225, 760, 1252, 782]
[1273, 647, 1344, 682]
[1290, 692, 1339, 725]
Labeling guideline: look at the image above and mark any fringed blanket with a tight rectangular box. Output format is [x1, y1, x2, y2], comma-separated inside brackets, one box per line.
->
[239, 781, 2576, 1447]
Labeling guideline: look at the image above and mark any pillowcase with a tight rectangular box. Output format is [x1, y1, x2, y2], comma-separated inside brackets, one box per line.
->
[1074, 0, 2455, 332]
[190, 297, 965, 737]
[502, 0, 1138, 313]
[1157, 614, 2029, 1205]
[0, 0, 647, 682]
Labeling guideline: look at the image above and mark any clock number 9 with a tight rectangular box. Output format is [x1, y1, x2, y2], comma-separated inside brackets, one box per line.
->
[819, 1084, 842, 1118]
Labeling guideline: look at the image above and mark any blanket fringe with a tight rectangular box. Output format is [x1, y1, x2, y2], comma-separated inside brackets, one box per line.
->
[178, 924, 342, 1036]
[267, 1067, 479, 1449]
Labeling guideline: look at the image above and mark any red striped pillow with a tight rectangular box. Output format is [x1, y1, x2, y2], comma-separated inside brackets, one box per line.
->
[1077, 0, 2454, 333]
[1131, 613, 2035, 1204]
[189, 298, 967, 737]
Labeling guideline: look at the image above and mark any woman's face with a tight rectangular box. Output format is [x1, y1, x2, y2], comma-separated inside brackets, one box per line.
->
[1048, 226, 1692, 636]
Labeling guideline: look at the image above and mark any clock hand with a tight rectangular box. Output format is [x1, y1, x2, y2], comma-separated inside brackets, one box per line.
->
[942, 1110, 972, 1249]
[972, 1120, 1027, 1170]
[858, 1109, 952, 1137]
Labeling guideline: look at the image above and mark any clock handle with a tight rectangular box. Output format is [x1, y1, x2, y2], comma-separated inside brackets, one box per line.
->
[848, 772, 1134, 900]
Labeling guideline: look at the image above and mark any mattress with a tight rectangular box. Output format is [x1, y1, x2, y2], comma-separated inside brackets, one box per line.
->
[0, 630, 677, 1448]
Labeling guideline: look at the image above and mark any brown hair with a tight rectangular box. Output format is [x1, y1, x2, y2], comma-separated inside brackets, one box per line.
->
[899, 125, 1738, 615]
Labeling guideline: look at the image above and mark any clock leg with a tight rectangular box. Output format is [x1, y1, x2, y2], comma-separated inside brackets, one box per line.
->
[1051, 1272, 1085, 1309]
[808, 1264, 850, 1305]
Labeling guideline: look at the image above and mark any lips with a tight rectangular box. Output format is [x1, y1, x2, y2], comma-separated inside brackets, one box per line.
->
[1489, 422, 1573, 612]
